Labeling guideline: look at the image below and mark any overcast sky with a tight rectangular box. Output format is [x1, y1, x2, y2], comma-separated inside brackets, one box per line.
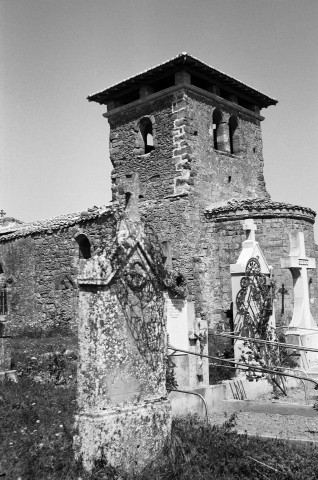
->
[2, 0, 318, 239]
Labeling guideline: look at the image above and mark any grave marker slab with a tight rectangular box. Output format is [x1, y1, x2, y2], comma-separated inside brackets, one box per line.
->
[166, 297, 188, 352]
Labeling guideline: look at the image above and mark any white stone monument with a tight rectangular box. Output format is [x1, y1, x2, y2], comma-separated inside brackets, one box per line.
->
[281, 231, 318, 369]
[230, 219, 275, 363]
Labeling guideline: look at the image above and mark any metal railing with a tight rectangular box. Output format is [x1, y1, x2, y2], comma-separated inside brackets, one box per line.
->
[212, 331, 318, 354]
[168, 345, 318, 391]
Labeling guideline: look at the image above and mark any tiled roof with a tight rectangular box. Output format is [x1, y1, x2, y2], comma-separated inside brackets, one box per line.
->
[88, 52, 277, 108]
[0, 205, 114, 242]
[205, 198, 316, 219]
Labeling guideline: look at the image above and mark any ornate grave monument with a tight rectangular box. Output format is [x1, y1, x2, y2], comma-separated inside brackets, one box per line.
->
[74, 180, 171, 474]
[230, 219, 275, 364]
[281, 231, 318, 369]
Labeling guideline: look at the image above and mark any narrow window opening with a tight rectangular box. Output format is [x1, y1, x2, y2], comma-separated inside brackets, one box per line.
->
[212, 109, 222, 150]
[228, 176, 232, 183]
[229, 116, 239, 155]
[76, 234, 91, 260]
[125, 192, 131, 207]
[139, 117, 155, 154]
[253, 147, 256, 153]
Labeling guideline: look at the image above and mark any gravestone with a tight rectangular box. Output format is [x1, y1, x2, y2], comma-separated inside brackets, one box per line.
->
[74, 188, 171, 473]
[166, 296, 209, 389]
[166, 297, 188, 352]
[230, 219, 275, 363]
[281, 231, 318, 369]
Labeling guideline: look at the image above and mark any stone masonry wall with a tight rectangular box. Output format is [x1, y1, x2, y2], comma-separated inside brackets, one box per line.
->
[0, 208, 117, 335]
[109, 93, 175, 202]
[184, 90, 269, 202]
[108, 86, 270, 334]
[109, 87, 269, 206]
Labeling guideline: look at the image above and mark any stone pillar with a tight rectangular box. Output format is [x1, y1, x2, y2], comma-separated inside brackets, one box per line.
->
[74, 214, 171, 474]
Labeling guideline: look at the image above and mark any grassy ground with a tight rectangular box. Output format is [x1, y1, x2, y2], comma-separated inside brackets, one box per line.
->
[1, 335, 318, 479]
[0, 334, 78, 479]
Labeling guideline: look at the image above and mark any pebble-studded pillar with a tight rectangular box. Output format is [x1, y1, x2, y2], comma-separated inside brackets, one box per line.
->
[74, 208, 171, 474]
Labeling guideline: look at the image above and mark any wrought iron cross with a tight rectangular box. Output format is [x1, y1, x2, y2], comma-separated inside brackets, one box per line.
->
[278, 282, 288, 314]
[0, 210, 6, 218]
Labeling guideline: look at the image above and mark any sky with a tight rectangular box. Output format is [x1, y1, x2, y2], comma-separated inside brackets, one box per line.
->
[2, 0, 318, 239]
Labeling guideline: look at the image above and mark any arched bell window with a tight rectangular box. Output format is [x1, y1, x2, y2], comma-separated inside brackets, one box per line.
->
[75, 234, 91, 259]
[139, 117, 155, 154]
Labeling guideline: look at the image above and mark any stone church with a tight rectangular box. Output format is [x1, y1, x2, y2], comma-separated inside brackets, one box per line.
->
[1, 53, 317, 347]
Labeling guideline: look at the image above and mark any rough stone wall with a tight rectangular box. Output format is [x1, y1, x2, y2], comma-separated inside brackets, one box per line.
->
[0, 209, 117, 335]
[108, 87, 270, 327]
[109, 94, 175, 202]
[185, 91, 269, 203]
[109, 87, 269, 206]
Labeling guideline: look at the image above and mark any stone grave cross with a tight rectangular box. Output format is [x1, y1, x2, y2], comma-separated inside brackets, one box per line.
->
[242, 218, 257, 243]
[281, 231, 316, 330]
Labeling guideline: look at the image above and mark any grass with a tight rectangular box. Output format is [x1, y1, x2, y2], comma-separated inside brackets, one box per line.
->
[1, 334, 318, 479]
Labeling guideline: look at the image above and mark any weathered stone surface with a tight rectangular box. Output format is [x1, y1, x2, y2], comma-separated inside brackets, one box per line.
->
[75, 213, 171, 472]
[74, 401, 171, 473]
[0, 206, 118, 334]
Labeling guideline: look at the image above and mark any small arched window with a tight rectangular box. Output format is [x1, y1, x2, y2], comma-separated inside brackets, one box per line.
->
[75, 234, 91, 259]
[229, 116, 239, 155]
[212, 109, 222, 150]
[139, 117, 154, 154]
